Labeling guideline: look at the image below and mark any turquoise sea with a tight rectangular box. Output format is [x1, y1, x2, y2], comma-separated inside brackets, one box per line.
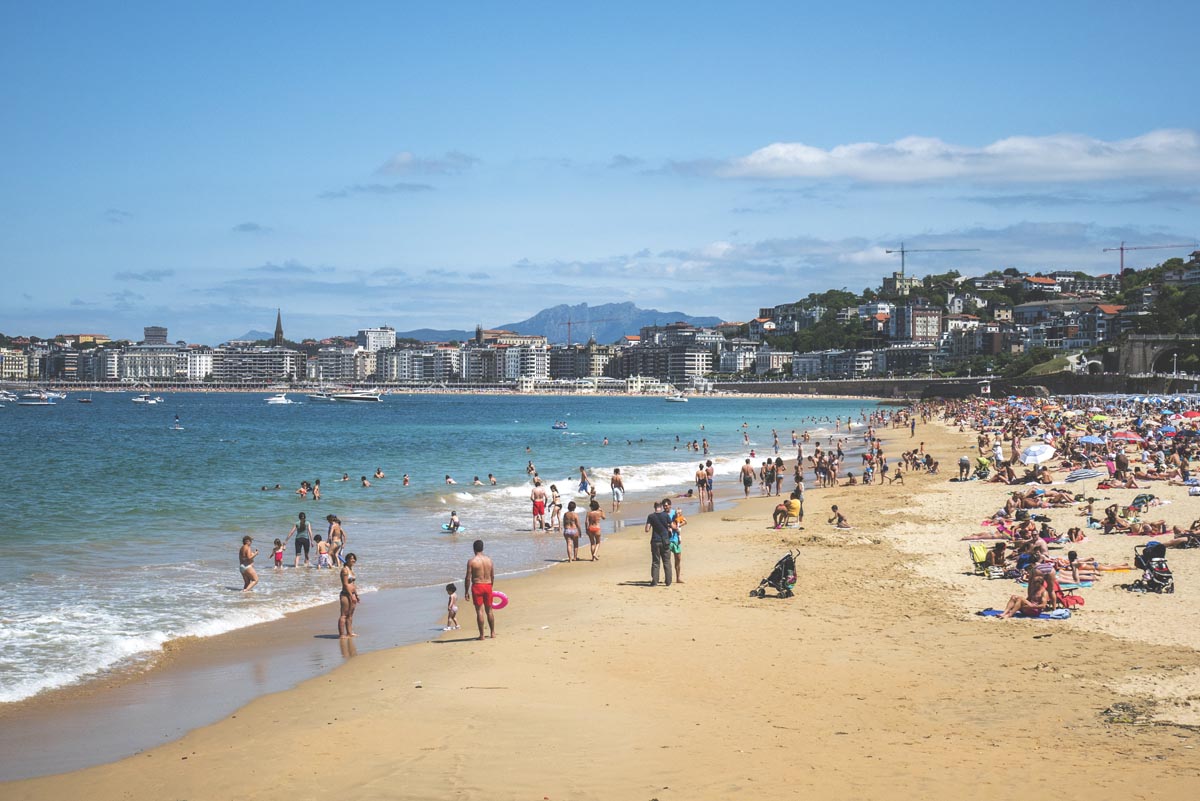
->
[0, 391, 881, 702]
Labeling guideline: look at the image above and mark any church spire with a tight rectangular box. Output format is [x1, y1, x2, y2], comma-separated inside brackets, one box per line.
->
[274, 309, 284, 346]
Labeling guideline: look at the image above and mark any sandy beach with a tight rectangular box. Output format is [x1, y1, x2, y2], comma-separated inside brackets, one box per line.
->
[5, 415, 1200, 799]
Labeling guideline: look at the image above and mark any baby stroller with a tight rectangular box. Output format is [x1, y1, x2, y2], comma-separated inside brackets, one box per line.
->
[751, 550, 796, 598]
[1131, 541, 1174, 594]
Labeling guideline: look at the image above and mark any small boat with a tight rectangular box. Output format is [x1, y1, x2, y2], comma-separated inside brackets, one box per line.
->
[17, 391, 56, 406]
[78, 396, 93, 404]
[551, 421, 568, 430]
[665, 394, 688, 403]
[265, 393, 297, 405]
[131, 394, 156, 404]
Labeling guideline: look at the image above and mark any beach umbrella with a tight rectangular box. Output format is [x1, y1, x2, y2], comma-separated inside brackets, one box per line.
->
[1091, 414, 1108, 421]
[1111, 431, 1145, 444]
[1161, 426, 1178, 438]
[1184, 410, 1200, 419]
[1019, 443, 1057, 465]
[1088, 406, 1104, 412]
[1079, 435, 1105, 445]
[1064, 467, 1107, 495]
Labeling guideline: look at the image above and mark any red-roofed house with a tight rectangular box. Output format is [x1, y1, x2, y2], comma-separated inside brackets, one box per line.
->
[1023, 275, 1060, 293]
[1081, 303, 1127, 343]
[747, 317, 777, 341]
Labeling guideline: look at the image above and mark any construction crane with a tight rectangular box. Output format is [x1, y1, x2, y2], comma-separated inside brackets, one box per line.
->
[558, 317, 616, 347]
[884, 242, 982, 280]
[1101, 241, 1198, 273]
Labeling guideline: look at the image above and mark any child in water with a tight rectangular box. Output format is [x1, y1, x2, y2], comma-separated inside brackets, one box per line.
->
[444, 583, 460, 630]
[315, 535, 332, 568]
[272, 538, 285, 571]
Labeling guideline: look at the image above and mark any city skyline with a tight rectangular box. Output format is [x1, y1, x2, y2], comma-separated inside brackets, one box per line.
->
[2, 1, 1198, 343]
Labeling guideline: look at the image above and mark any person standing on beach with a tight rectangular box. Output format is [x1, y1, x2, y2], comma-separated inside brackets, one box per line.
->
[646, 499, 675, 586]
[531, 478, 548, 531]
[238, 535, 259, 592]
[464, 540, 496, 640]
[578, 465, 591, 495]
[610, 468, 625, 512]
[288, 511, 313, 568]
[338, 553, 359, 637]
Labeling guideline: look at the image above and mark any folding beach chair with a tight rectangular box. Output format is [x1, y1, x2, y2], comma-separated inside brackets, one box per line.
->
[969, 543, 990, 576]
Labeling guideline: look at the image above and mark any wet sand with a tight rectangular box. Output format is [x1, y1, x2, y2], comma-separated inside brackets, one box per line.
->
[4, 418, 1199, 799]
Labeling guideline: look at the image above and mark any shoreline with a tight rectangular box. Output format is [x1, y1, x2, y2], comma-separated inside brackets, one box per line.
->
[0, 481, 739, 779]
[6, 415, 1199, 797]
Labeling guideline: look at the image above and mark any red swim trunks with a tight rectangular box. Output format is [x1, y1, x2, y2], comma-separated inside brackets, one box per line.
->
[532, 500, 546, 515]
[471, 582, 493, 608]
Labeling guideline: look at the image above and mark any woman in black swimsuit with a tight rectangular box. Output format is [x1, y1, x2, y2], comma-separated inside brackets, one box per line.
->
[338, 553, 359, 638]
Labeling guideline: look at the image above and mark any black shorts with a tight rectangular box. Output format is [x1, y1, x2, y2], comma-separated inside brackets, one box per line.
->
[295, 538, 310, 556]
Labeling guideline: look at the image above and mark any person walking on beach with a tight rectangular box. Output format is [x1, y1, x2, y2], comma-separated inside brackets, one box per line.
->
[531, 478, 548, 531]
[238, 535, 259, 592]
[578, 465, 591, 495]
[326, 514, 346, 566]
[646, 499, 676, 586]
[740, 458, 755, 497]
[562, 500, 582, 561]
[585, 499, 606, 561]
[464, 540, 496, 640]
[288, 511, 313, 568]
[610, 468, 625, 512]
[547, 484, 563, 531]
[338, 553, 360, 637]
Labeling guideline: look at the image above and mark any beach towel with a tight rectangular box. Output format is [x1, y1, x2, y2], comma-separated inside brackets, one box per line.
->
[978, 609, 1071, 620]
[1020, 581, 1093, 589]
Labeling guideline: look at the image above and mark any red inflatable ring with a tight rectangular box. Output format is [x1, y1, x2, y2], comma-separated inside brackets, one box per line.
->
[491, 590, 509, 610]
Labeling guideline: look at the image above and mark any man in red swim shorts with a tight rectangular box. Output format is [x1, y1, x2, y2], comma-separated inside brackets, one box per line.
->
[464, 539, 496, 640]
[530, 478, 548, 531]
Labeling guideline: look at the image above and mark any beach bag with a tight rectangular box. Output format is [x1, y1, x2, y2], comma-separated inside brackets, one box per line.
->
[1189, 487, 1200, 497]
[1060, 594, 1085, 609]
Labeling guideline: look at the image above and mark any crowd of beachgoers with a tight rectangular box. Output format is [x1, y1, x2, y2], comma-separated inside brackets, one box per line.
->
[933, 394, 1200, 619]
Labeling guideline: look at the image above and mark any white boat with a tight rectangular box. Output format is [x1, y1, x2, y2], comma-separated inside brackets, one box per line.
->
[132, 394, 164, 404]
[17, 391, 56, 406]
[306, 391, 337, 402]
[665, 394, 688, 403]
[265, 393, 297, 405]
[332, 389, 383, 402]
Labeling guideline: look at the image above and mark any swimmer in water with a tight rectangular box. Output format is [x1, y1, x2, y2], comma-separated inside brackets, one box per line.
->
[403, 474, 410, 486]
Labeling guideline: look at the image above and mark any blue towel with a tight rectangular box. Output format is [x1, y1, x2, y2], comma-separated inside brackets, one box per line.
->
[978, 608, 1071, 620]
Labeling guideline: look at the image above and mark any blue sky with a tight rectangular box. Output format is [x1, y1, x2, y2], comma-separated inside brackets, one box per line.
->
[2, 1, 1198, 343]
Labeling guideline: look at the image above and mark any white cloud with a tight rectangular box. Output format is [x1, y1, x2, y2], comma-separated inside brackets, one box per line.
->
[720, 129, 1200, 183]
[376, 150, 479, 176]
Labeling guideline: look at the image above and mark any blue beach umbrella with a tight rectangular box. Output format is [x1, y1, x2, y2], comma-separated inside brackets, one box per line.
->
[1079, 435, 1105, 445]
